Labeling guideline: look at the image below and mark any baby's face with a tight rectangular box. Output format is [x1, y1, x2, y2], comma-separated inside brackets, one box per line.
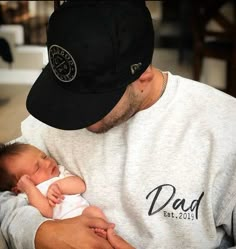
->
[6, 145, 59, 185]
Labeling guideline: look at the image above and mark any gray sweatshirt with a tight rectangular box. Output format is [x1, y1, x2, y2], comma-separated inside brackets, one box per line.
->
[1, 73, 236, 249]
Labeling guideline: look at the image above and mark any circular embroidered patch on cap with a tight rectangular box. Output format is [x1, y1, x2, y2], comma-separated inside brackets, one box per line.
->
[49, 45, 77, 82]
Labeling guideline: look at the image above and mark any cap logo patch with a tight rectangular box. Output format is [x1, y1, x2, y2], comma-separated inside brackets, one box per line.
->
[130, 62, 142, 75]
[49, 45, 77, 82]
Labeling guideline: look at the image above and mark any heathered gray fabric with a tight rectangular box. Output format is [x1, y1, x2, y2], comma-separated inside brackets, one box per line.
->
[1, 72, 236, 248]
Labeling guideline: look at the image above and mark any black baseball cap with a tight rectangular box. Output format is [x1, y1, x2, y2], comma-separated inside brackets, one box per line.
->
[26, 0, 154, 130]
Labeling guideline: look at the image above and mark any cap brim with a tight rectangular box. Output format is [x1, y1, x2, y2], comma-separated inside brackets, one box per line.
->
[26, 64, 126, 130]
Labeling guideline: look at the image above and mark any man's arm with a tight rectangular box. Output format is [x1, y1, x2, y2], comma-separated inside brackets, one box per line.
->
[35, 216, 115, 249]
[35, 218, 135, 249]
[0, 191, 135, 249]
[0, 191, 48, 249]
[0, 228, 8, 249]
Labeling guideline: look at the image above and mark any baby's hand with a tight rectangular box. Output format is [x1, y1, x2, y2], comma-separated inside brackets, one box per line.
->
[17, 175, 34, 193]
[47, 183, 64, 207]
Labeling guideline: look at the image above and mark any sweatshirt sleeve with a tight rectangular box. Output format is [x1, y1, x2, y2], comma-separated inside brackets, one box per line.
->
[0, 191, 48, 249]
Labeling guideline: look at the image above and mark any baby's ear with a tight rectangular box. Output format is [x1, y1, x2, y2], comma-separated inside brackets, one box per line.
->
[11, 186, 20, 194]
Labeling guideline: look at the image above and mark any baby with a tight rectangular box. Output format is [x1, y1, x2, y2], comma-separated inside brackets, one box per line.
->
[0, 142, 109, 237]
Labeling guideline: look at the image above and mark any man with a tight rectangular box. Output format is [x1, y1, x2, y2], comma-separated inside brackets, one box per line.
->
[1, 1, 236, 249]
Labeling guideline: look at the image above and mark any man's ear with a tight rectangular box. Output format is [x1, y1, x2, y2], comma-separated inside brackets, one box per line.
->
[139, 65, 153, 82]
[133, 65, 153, 91]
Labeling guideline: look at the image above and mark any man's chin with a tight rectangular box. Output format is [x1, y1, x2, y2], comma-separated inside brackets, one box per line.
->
[86, 126, 112, 134]
[86, 122, 114, 134]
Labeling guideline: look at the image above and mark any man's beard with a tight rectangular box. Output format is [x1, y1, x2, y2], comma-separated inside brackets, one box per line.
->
[87, 89, 140, 134]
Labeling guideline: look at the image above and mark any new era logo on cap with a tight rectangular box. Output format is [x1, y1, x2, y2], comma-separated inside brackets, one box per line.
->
[130, 62, 142, 75]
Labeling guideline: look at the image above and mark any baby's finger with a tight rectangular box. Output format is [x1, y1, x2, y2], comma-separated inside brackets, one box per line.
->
[48, 199, 56, 207]
[48, 194, 61, 204]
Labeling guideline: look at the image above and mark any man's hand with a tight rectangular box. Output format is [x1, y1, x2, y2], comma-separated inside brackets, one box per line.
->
[107, 228, 136, 249]
[35, 215, 115, 249]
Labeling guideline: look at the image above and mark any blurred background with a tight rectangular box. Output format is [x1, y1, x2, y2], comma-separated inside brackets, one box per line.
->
[0, 0, 235, 143]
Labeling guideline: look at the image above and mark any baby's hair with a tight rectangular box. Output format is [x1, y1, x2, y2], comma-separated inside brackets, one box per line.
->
[0, 142, 29, 191]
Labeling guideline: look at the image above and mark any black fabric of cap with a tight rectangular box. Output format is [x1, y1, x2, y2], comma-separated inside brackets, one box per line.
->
[26, 1, 154, 130]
